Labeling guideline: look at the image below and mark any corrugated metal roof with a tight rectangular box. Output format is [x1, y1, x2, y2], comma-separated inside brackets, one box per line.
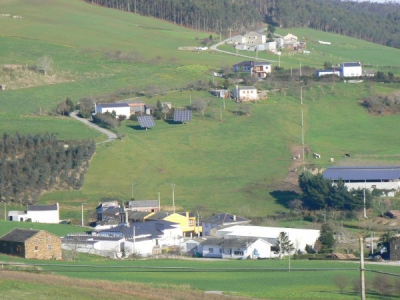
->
[323, 166, 400, 180]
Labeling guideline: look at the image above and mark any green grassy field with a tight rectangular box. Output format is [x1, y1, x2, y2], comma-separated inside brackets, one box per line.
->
[0, 220, 86, 237]
[0, 0, 400, 221]
[1, 255, 399, 299]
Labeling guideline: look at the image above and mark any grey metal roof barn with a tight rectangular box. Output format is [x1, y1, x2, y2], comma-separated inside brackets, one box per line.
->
[323, 166, 400, 181]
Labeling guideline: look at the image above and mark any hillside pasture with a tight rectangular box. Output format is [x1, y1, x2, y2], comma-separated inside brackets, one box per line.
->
[0, 0, 400, 220]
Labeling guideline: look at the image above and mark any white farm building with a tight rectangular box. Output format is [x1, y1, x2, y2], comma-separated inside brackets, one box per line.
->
[323, 166, 400, 191]
[215, 225, 320, 255]
[340, 62, 362, 77]
[8, 203, 60, 223]
[95, 103, 131, 119]
[231, 86, 258, 102]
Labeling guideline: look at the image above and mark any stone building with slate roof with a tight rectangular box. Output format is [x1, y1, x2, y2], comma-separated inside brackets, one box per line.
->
[0, 228, 62, 260]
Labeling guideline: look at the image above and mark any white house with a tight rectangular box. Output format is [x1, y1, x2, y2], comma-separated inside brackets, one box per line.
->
[97, 220, 183, 249]
[216, 225, 320, 255]
[231, 86, 258, 102]
[8, 203, 60, 223]
[243, 31, 266, 46]
[341, 62, 362, 77]
[323, 166, 400, 191]
[95, 102, 131, 119]
[199, 237, 272, 259]
[233, 61, 272, 78]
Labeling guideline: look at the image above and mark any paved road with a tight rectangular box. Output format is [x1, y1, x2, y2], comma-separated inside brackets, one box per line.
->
[70, 111, 117, 145]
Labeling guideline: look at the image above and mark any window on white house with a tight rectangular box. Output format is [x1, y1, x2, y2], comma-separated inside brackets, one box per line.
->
[234, 250, 244, 256]
[209, 248, 214, 253]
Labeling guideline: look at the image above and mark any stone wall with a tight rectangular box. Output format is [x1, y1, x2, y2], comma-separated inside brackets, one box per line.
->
[25, 231, 62, 260]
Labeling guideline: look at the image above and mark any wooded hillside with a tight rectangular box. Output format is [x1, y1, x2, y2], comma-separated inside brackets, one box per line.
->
[87, 0, 400, 48]
[0, 133, 95, 204]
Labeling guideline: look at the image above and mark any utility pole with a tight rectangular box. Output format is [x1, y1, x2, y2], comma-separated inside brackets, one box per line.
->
[171, 183, 175, 214]
[131, 181, 134, 199]
[363, 188, 367, 218]
[301, 108, 305, 163]
[81, 203, 86, 227]
[158, 192, 160, 211]
[3, 202, 6, 221]
[360, 237, 366, 300]
[300, 87, 303, 104]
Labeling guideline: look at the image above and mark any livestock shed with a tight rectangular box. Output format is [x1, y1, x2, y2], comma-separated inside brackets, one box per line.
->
[0, 228, 62, 260]
[323, 166, 400, 191]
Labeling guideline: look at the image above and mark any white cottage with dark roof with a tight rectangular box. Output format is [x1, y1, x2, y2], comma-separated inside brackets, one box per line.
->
[8, 203, 60, 223]
[341, 62, 362, 77]
[323, 166, 400, 191]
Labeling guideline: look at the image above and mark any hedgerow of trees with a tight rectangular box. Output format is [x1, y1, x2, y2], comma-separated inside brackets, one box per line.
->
[298, 171, 372, 211]
[0, 133, 96, 204]
[87, 0, 400, 49]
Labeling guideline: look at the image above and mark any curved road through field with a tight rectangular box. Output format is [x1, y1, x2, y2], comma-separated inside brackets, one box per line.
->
[70, 111, 117, 145]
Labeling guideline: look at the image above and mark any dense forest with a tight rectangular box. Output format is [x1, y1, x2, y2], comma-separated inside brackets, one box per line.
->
[0, 133, 96, 204]
[87, 0, 400, 48]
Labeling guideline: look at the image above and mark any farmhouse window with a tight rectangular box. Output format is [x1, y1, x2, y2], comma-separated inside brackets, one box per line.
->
[209, 248, 214, 253]
[34, 246, 39, 251]
[47, 245, 52, 250]
[234, 250, 244, 256]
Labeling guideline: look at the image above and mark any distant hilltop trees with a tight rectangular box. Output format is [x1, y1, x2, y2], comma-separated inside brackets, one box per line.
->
[0, 133, 95, 204]
[87, 0, 400, 49]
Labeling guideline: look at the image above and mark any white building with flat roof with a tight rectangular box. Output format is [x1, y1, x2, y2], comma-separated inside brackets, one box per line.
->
[216, 225, 320, 254]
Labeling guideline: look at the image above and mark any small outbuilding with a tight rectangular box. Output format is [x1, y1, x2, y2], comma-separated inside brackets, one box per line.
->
[0, 228, 62, 260]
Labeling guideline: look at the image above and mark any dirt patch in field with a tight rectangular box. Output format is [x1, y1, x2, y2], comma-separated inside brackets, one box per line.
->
[0, 65, 107, 90]
[0, 67, 75, 90]
[276, 145, 308, 193]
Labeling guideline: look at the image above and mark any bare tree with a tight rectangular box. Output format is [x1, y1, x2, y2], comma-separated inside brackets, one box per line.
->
[333, 274, 348, 293]
[373, 274, 392, 295]
[191, 99, 207, 117]
[36, 55, 53, 75]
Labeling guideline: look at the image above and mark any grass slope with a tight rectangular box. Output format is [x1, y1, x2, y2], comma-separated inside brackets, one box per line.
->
[0, 0, 399, 219]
